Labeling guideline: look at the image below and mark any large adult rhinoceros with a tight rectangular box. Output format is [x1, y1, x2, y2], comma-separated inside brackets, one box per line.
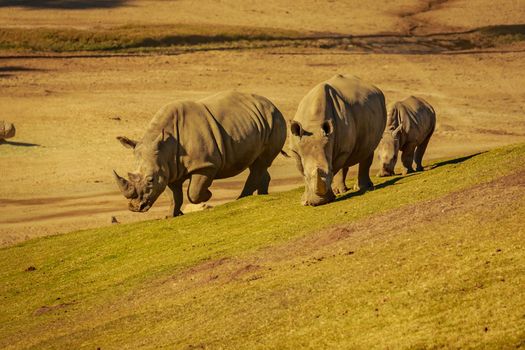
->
[113, 91, 287, 217]
[290, 74, 387, 206]
[377, 96, 436, 177]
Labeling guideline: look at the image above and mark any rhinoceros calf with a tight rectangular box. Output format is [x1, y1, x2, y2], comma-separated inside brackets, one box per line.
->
[0, 121, 16, 141]
[377, 96, 436, 176]
[290, 74, 387, 206]
[113, 91, 287, 217]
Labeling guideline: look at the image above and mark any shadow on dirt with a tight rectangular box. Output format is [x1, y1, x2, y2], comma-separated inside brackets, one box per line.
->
[0, 66, 44, 78]
[0, 140, 40, 147]
[0, 0, 127, 9]
[479, 24, 525, 36]
[430, 152, 483, 170]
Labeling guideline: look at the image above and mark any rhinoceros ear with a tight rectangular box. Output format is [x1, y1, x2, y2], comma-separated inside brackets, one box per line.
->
[117, 136, 138, 149]
[290, 121, 303, 137]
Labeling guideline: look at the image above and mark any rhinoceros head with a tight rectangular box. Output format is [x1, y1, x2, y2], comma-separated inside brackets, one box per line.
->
[377, 125, 402, 177]
[290, 119, 336, 206]
[113, 131, 171, 212]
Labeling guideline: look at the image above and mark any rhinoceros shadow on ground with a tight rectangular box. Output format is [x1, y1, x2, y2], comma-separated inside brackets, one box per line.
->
[0, 140, 40, 147]
[335, 175, 407, 202]
[429, 152, 483, 170]
[335, 152, 483, 203]
[0, 66, 45, 79]
[0, 0, 127, 9]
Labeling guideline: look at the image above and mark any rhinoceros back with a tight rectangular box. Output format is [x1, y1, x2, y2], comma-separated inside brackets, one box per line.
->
[144, 91, 286, 180]
[390, 96, 436, 146]
[326, 75, 387, 170]
[198, 91, 285, 177]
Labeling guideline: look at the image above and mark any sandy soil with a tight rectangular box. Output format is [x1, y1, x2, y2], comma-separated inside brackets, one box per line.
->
[2, 0, 522, 35]
[0, 1, 524, 246]
[0, 0, 419, 34]
[413, 0, 525, 33]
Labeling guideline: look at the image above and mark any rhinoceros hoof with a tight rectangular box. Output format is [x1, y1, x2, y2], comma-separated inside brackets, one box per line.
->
[332, 186, 349, 195]
[353, 183, 374, 192]
[166, 210, 184, 219]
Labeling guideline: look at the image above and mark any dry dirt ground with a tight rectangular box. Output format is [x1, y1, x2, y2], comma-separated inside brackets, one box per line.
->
[0, 0, 524, 246]
[0, 0, 523, 35]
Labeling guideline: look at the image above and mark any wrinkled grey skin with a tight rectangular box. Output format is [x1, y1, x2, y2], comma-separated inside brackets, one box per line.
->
[290, 74, 387, 206]
[114, 91, 287, 216]
[114, 132, 170, 213]
[0, 121, 16, 140]
[377, 96, 436, 177]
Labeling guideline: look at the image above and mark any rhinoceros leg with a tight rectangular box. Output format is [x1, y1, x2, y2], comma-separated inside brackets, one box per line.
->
[401, 143, 416, 175]
[332, 167, 349, 195]
[187, 170, 215, 204]
[257, 169, 271, 195]
[414, 132, 432, 172]
[355, 154, 374, 192]
[167, 182, 184, 217]
[239, 163, 271, 198]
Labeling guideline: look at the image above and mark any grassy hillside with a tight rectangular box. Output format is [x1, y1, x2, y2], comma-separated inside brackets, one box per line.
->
[1, 144, 524, 349]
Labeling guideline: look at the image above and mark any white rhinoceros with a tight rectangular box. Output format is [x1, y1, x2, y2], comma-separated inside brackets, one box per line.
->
[114, 91, 287, 217]
[377, 96, 436, 176]
[290, 74, 387, 206]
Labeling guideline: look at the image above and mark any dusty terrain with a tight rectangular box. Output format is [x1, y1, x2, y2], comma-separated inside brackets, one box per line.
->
[0, 0, 524, 246]
[0, 0, 522, 35]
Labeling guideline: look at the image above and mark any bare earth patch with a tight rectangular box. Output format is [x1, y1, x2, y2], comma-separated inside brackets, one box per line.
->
[33, 302, 76, 316]
[0, 0, 524, 246]
[1, 47, 523, 246]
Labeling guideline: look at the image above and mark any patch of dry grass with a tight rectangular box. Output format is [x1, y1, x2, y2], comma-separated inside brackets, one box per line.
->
[0, 24, 524, 54]
[0, 24, 302, 52]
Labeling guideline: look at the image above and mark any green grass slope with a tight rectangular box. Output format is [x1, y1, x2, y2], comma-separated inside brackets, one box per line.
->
[1, 144, 524, 349]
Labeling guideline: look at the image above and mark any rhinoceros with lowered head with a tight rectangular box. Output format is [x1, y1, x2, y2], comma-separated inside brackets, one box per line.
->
[289, 74, 387, 206]
[377, 96, 436, 177]
[113, 91, 287, 217]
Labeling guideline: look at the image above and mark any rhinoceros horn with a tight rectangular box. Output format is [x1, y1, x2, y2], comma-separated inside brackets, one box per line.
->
[314, 168, 328, 196]
[113, 170, 136, 199]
